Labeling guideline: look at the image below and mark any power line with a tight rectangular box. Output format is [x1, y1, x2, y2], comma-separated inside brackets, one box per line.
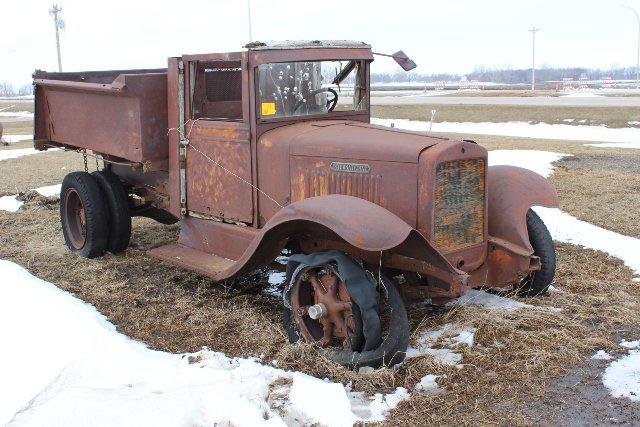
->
[0, 35, 51, 57]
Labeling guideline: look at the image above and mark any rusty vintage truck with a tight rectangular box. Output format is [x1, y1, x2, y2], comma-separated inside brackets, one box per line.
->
[33, 40, 558, 368]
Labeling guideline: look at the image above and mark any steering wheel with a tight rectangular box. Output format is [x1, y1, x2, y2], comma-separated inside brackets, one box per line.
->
[293, 88, 339, 113]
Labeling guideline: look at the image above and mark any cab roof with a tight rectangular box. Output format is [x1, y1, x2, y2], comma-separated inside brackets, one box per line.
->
[244, 40, 371, 50]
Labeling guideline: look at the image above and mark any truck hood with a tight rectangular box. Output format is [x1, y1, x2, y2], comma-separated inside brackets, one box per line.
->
[262, 120, 447, 163]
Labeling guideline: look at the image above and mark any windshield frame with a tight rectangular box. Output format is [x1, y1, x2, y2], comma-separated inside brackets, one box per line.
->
[249, 48, 372, 124]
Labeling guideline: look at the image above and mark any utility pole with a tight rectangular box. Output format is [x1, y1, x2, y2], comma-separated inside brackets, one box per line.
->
[246, 0, 253, 42]
[529, 27, 540, 91]
[621, 4, 640, 89]
[49, 4, 64, 72]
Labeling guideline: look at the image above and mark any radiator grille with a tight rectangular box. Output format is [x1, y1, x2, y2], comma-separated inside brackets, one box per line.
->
[433, 159, 485, 253]
[293, 170, 381, 203]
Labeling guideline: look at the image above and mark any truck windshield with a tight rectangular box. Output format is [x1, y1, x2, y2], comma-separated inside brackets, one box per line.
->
[257, 60, 367, 118]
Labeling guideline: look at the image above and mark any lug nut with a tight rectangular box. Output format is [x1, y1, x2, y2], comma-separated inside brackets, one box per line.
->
[308, 303, 327, 320]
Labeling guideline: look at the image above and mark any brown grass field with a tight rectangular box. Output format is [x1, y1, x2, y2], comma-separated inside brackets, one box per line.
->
[1, 102, 639, 424]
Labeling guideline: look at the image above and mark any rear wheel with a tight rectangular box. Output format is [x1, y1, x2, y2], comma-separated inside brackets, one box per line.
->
[91, 170, 131, 253]
[517, 209, 556, 296]
[60, 172, 109, 258]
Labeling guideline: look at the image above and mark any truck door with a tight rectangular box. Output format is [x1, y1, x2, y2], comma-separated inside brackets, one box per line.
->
[180, 55, 253, 224]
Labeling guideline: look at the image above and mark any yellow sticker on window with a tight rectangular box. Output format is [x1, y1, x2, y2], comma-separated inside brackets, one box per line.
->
[261, 102, 276, 116]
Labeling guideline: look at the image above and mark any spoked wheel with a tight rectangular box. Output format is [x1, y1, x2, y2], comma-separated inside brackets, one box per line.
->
[290, 265, 364, 351]
[283, 251, 409, 369]
[60, 172, 108, 258]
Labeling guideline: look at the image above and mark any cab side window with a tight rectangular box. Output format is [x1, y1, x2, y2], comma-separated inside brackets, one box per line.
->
[191, 61, 243, 120]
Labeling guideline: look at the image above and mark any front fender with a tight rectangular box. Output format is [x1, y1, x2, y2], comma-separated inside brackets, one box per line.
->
[487, 165, 558, 253]
[219, 194, 458, 280]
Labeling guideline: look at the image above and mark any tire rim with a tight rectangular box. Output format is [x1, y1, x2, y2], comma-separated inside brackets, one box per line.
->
[291, 265, 357, 348]
[63, 188, 86, 249]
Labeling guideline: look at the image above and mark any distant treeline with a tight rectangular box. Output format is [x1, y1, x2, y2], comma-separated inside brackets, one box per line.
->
[371, 67, 640, 83]
[0, 82, 33, 97]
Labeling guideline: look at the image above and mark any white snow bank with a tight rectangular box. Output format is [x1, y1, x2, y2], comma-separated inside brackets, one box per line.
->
[406, 324, 475, 365]
[0, 195, 23, 213]
[585, 142, 640, 150]
[1, 134, 32, 144]
[603, 339, 640, 402]
[371, 118, 640, 144]
[0, 147, 54, 162]
[562, 92, 602, 98]
[487, 149, 568, 178]
[534, 206, 640, 277]
[0, 260, 395, 426]
[0, 111, 33, 118]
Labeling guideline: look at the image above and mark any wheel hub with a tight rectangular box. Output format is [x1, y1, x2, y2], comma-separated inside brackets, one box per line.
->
[291, 266, 356, 347]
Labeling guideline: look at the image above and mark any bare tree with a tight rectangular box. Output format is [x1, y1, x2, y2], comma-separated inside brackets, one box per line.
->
[0, 81, 15, 97]
[18, 84, 33, 96]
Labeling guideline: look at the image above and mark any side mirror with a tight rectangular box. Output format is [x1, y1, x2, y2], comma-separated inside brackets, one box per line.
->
[372, 50, 417, 71]
[392, 50, 417, 71]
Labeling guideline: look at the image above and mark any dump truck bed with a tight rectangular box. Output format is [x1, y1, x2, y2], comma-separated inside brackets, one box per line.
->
[33, 69, 168, 164]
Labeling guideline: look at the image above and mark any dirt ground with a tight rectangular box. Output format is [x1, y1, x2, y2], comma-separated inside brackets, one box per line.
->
[1, 107, 640, 424]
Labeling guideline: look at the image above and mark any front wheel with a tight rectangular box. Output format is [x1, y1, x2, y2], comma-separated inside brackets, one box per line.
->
[283, 252, 409, 369]
[517, 209, 556, 296]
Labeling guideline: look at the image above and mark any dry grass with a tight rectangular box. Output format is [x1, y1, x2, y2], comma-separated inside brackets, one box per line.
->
[551, 166, 640, 239]
[1, 101, 639, 423]
[0, 149, 84, 194]
[0, 100, 34, 113]
[372, 104, 640, 129]
[1, 200, 639, 425]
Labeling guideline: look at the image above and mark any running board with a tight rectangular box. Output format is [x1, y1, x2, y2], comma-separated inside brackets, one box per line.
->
[148, 243, 235, 280]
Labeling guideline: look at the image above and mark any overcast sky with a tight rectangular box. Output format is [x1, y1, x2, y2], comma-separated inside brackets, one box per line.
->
[2, 0, 640, 86]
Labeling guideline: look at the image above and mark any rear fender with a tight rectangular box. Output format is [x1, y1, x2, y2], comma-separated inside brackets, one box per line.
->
[487, 165, 558, 253]
[220, 194, 460, 281]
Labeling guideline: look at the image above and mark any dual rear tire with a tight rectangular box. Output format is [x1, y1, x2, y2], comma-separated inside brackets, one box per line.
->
[60, 171, 131, 258]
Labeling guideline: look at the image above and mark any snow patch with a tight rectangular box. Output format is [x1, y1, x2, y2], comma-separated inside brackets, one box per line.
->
[366, 388, 409, 421]
[0, 184, 61, 212]
[562, 92, 602, 98]
[534, 206, 640, 277]
[0, 195, 23, 213]
[372, 118, 640, 144]
[34, 184, 62, 197]
[0, 111, 34, 118]
[415, 374, 440, 394]
[406, 324, 475, 365]
[449, 289, 538, 312]
[488, 149, 568, 178]
[603, 339, 640, 402]
[592, 350, 613, 361]
[621, 340, 640, 349]
[1, 134, 32, 144]
[0, 260, 398, 425]
[585, 142, 640, 150]
[0, 147, 55, 162]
